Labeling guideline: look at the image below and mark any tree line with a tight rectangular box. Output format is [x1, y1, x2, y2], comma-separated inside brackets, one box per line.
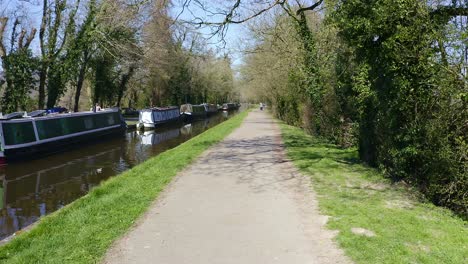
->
[0, 0, 237, 113]
[233, 0, 467, 217]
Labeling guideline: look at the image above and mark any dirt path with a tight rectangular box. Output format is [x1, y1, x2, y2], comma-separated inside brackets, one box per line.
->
[104, 110, 351, 264]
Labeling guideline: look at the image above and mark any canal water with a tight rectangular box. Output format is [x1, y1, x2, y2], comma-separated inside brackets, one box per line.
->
[0, 111, 237, 240]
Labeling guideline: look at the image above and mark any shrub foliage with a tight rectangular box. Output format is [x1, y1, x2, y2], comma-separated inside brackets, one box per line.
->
[240, 0, 467, 216]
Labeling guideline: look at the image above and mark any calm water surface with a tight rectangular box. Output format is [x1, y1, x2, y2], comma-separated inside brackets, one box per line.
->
[0, 111, 238, 239]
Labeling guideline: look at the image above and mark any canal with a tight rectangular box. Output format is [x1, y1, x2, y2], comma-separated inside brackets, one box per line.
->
[0, 111, 238, 240]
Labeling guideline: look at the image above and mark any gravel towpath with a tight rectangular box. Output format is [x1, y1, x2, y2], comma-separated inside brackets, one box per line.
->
[103, 110, 351, 264]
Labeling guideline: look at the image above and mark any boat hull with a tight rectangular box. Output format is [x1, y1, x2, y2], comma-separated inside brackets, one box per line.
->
[180, 104, 207, 122]
[221, 103, 240, 111]
[137, 117, 180, 130]
[3, 125, 126, 161]
[0, 109, 127, 162]
[181, 112, 207, 122]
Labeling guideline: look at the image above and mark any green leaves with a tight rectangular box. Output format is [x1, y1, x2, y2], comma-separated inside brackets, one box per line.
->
[242, 0, 468, 216]
[1, 49, 38, 112]
[332, 0, 467, 216]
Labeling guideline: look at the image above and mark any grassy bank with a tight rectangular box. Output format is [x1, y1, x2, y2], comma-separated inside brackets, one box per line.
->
[279, 123, 467, 264]
[0, 111, 249, 264]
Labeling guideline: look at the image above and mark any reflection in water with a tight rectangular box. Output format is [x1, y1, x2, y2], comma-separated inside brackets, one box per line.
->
[0, 111, 236, 239]
[180, 124, 192, 136]
[138, 128, 180, 146]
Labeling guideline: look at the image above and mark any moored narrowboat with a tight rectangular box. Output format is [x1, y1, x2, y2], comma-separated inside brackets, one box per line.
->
[222, 103, 239, 111]
[0, 108, 126, 163]
[137, 106, 180, 129]
[180, 104, 207, 121]
[202, 103, 218, 115]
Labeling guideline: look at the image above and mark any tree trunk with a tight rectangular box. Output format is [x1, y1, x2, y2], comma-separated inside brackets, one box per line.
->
[116, 66, 135, 107]
[437, 38, 449, 67]
[38, 62, 48, 109]
[74, 59, 88, 112]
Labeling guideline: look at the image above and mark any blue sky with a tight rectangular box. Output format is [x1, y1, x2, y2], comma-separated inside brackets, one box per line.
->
[169, 0, 251, 67]
[0, 0, 44, 54]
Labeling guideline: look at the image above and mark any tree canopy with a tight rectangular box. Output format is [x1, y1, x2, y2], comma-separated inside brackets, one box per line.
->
[0, 0, 238, 113]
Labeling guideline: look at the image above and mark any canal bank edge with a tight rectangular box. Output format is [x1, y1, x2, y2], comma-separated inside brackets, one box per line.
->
[0, 110, 250, 264]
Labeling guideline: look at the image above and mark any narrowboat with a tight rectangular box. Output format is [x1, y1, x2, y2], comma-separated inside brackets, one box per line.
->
[137, 106, 180, 129]
[203, 103, 218, 115]
[180, 104, 207, 122]
[0, 108, 126, 163]
[222, 103, 239, 111]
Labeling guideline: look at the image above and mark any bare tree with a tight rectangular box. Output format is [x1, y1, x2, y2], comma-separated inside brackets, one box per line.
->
[175, 0, 323, 39]
[0, 16, 36, 59]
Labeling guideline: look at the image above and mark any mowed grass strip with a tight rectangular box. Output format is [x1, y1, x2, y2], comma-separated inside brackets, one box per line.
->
[279, 123, 467, 264]
[0, 111, 249, 264]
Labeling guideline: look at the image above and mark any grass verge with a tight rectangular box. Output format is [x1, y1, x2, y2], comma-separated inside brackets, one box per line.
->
[279, 123, 467, 264]
[0, 110, 249, 264]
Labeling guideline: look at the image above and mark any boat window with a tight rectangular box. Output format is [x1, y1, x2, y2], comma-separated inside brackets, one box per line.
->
[2, 121, 36, 145]
[36, 115, 104, 140]
[36, 119, 64, 139]
[25, 113, 121, 141]
[68, 116, 90, 133]
[92, 113, 113, 128]
[107, 114, 114, 125]
[106, 113, 120, 126]
[84, 117, 94, 130]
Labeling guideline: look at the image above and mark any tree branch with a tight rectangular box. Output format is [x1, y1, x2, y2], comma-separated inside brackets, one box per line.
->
[431, 6, 468, 18]
[40, 0, 48, 57]
[24, 28, 37, 49]
[0, 17, 8, 57]
[279, 1, 300, 23]
[230, 1, 281, 24]
[224, 0, 241, 24]
[296, 0, 323, 15]
[18, 29, 27, 49]
[10, 18, 19, 52]
[56, 0, 81, 56]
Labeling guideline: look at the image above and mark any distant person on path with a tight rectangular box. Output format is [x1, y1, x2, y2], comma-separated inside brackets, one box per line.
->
[260, 102, 264, 111]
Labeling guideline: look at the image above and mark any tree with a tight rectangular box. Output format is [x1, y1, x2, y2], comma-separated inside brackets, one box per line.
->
[37, 0, 80, 109]
[196, 0, 468, 215]
[0, 16, 37, 112]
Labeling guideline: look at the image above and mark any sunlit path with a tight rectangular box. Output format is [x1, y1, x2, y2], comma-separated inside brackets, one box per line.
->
[104, 110, 350, 264]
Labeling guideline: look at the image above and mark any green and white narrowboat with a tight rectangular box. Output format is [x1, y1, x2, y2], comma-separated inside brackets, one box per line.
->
[0, 108, 126, 163]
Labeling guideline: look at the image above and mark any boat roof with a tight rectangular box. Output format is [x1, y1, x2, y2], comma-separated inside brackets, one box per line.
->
[0, 112, 24, 120]
[0, 108, 120, 122]
[141, 106, 178, 111]
[27, 110, 47, 117]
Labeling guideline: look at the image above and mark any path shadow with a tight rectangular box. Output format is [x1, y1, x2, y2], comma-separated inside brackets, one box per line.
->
[192, 134, 304, 194]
